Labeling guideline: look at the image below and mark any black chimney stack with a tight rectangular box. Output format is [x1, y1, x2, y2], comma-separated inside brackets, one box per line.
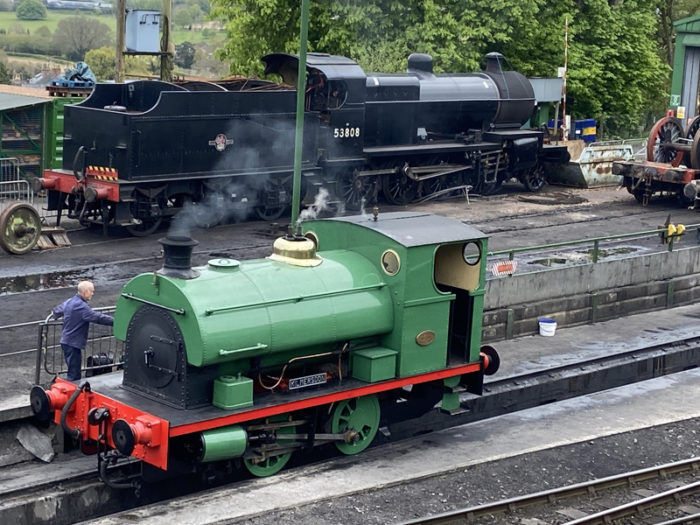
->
[158, 235, 200, 279]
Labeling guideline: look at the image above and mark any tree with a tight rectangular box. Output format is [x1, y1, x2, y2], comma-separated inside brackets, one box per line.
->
[657, 0, 700, 67]
[84, 46, 115, 80]
[0, 61, 10, 84]
[51, 16, 112, 61]
[175, 41, 196, 69]
[16, 0, 46, 20]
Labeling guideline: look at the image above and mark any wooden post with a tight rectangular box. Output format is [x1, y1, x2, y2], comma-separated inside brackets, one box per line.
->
[115, 0, 126, 82]
[160, 0, 173, 82]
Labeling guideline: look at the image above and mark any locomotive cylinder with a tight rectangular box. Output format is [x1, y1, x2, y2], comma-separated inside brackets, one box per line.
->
[199, 425, 248, 462]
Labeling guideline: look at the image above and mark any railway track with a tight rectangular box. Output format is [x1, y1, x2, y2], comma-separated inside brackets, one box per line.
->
[401, 457, 700, 524]
[1, 331, 698, 525]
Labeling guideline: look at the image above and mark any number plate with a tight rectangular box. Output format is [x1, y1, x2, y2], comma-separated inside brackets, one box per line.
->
[288, 373, 327, 390]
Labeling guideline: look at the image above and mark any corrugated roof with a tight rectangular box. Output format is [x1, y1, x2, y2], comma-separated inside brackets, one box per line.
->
[0, 84, 51, 111]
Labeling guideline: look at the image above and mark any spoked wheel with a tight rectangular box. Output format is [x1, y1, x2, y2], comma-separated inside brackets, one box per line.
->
[521, 163, 547, 192]
[243, 416, 296, 477]
[254, 176, 292, 221]
[0, 202, 42, 254]
[382, 164, 418, 205]
[337, 170, 376, 210]
[689, 128, 700, 170]
[331, 394, 380, 455]
[647, 116, 684, 166]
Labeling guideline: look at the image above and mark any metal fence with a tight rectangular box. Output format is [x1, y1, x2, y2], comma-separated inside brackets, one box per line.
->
[0, 156, 55, 222]
[0, 157, 33, 215]
[34, 307, 125, 383]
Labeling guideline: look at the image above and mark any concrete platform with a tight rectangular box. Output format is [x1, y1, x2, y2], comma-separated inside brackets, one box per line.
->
[83, 365, 700, 523]
[492, 302, 700, 380]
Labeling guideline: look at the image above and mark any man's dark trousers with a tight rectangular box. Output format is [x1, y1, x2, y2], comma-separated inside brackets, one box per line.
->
[61, 343, 82, 381]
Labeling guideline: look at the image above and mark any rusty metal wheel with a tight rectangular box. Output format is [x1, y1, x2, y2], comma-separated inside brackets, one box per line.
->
[0, 202, 42, 254]
[683, 116, 700, 168]
[690, 128, 700, 171]
[647, 116, 684, 166]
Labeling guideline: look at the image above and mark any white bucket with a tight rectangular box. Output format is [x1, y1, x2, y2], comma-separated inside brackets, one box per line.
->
[539, 317, 557, 336]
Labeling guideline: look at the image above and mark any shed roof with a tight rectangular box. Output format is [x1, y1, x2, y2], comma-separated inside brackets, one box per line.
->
[674, 14, 700, 33]
[0, 85, 51, 111]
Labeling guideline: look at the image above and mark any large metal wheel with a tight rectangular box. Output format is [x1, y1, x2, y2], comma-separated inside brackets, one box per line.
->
[647, 116, 684, 166]
[243, 416, 295, 477]
[254, 176, 292, 221]
[382, 164, 418, 205]
[331, 394, 380, 455]
[337, 170, 376, 210]
[0, 202, 42, 254]
[682, 116, 700, 168]
[521, 163, 547, 192]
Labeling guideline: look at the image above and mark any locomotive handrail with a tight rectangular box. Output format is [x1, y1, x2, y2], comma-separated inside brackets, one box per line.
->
[488, 223, 700, 264]
[203, 282, 388, 316]
[120, 293, 186, 315]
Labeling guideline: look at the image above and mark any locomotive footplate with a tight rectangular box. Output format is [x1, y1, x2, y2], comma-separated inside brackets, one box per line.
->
[70, 360, 483, 434]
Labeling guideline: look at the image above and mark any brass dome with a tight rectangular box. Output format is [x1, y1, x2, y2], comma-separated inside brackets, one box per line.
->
[268, 235, 322, 267]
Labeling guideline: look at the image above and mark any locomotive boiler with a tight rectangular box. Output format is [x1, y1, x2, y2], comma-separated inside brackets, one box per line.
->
[33, 52, 567, 236]
[30, 211, 499, 481]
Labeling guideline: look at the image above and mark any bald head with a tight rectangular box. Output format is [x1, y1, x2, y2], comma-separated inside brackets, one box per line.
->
[77, 281, 95, 301]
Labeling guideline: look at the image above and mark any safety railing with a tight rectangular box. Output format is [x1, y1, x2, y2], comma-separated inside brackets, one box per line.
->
[0, 157, 33, 215]
[487, 223, 700, 278]
[34, 306, 124, 383]
[0, 156, 57, 222]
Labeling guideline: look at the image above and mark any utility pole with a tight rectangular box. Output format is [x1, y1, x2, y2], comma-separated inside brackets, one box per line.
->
[114, 0, 173, 83]
[160, 0, 173, 82]
[115, 0, 126, 82]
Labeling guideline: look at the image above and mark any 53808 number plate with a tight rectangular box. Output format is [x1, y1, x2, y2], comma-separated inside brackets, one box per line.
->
[289, 373, 327, 390]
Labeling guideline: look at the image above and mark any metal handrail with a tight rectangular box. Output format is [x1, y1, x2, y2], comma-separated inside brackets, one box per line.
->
[489, 223, 700, 264]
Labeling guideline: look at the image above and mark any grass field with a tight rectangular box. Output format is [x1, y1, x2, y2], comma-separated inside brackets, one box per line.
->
[0, 10, 219, 44]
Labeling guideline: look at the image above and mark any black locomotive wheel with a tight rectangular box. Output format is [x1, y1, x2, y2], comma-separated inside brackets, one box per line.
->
[521, 163, 547, 192]
[647, 116, 684, 166]
[382, 164, 418, 205]
[337, 170, 376, 210]
[254, 176, 292, 221]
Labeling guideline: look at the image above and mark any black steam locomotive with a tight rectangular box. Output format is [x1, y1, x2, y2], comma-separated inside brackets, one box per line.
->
[35, 52, 567, 235]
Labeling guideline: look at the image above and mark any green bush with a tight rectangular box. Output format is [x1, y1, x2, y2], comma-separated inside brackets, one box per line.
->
[16, 0, 46, 21]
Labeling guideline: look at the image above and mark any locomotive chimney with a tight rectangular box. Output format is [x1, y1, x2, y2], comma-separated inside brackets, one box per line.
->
[407, 53, 433, 74]
[158, 235, 200, 279]
[484, 52, 505, 74]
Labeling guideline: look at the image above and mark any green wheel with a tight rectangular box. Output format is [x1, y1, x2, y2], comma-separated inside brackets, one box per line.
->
[243, 416, 295, 477]
[331, 395, 381, 455]
[243, 450, 292, 477]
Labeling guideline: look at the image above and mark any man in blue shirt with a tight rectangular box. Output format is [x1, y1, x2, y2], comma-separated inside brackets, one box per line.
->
[52, 281, 114, 381]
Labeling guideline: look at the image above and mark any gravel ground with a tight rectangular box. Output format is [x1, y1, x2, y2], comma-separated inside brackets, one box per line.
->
[227, 418, 700, 524]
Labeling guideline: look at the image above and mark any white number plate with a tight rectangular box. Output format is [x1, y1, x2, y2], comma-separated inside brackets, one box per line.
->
[289, 373, 327, 390]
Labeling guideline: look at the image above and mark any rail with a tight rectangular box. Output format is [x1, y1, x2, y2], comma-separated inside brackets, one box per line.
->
[487, 222, 700, 277]
[399, 457, 700, 525]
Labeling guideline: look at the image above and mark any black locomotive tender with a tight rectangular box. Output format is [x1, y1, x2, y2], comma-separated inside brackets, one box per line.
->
[38, 52, 567, 235]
